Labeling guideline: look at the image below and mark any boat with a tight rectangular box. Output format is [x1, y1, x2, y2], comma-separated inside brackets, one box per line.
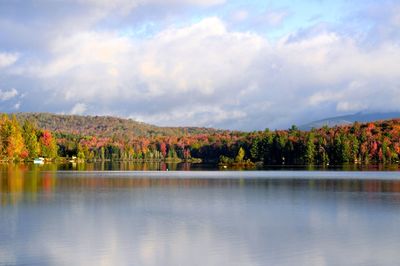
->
[33, 157, 45, 164]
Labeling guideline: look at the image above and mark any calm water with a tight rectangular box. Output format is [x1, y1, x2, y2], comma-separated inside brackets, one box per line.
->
[1, 164, 400, 265]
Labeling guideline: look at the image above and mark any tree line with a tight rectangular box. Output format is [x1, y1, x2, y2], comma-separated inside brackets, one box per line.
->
[1, 113, 400, 165]
[0, 115, 57, 161]
[250, 120, 400, 164]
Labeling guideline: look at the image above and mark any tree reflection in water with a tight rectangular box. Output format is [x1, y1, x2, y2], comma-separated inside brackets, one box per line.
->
[2, 163, 400, 206]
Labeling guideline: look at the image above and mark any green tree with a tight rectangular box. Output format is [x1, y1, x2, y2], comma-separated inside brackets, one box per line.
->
[77, 144, 85, 160]
[250, 137, 260, 161]
[349, 134, 359, 162]
[100, 146, 105, 160]
[168, 147, 177, 159]
[381, 139, 388, 163]
[22, 120, 40, 159]
[332, 134, 351, 163]
[235, 147, 245, 162]
[304, 133, 316, 164]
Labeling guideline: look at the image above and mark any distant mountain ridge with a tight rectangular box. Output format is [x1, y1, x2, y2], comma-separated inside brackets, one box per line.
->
[13, 113, 225, 138]
[11, 112, 400, 137]
[300, 112, 400, 130]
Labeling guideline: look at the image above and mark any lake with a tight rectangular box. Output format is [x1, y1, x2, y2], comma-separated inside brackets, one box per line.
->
[1, 164, 400, 265]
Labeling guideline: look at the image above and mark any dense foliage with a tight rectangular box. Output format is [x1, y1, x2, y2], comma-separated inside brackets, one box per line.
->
[249, 121, 400, 165]
[2, 113, 400, 165]
[15, 113, 224, 138]
[0, 115, 58, 161]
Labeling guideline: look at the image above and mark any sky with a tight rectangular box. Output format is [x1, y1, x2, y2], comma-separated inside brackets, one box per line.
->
[0, 0, 399, 130]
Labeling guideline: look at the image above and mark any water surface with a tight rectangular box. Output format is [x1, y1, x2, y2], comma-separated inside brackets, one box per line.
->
[1, 165, 400, 265]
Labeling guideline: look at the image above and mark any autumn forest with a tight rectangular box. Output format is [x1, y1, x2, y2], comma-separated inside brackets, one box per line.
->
[1, 113, 400, 166]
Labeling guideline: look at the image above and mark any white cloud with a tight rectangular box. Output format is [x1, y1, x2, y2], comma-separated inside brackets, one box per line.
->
[70, 103, 87, 115]
[309, 91, 343, 106]
[0, 88, 18, 101]
[131, 105, 247, 127]
[336, 101, 367, 112]
[31, 31, 134, 102]
[14, 102, 21, 110]
[8, 12, 400, 129]
[23, 17, 265, 127]
[0, 53, 18, 68]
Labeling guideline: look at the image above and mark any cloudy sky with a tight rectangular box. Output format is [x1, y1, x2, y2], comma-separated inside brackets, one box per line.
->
[0, 0, 399, 130]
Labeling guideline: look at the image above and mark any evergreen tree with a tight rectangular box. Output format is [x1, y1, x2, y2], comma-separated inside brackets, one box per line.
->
[349, 134, 359, 162]
[250, 137, 260, 161]
[304, 133, 316, 164]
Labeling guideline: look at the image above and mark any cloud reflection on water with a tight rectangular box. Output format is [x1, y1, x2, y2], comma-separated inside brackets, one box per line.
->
[1, 166, 400, 265]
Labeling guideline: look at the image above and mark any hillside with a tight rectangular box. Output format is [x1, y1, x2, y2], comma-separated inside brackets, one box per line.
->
[2, 113, 400, 165]
[14, 113, 225, 138]
[300, 112, 400, 130]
